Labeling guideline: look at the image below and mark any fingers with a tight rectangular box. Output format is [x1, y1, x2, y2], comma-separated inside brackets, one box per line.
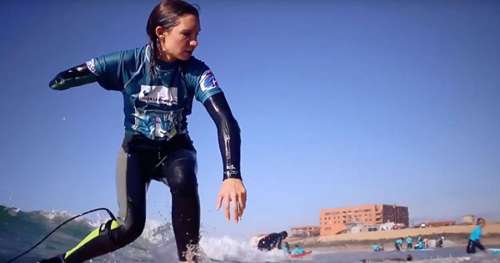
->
[238, 190, 247, 218]
[224, 196, 230, 221]
[231, 192, 238, 223]
[234, 190, 248, 223]
[218, 193, 240, 223]
[217, 192, 232, 222]
[216, 194, 223, 210]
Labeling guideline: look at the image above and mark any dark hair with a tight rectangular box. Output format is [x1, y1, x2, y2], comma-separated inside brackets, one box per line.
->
[146, 0, 199, 73]
[476, 217, 485, 225]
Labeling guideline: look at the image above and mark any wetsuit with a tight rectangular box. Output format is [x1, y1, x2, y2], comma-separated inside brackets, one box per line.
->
[406, 237, 413, 249]
[257, 231, 288, 251]
[466, 225, 485, 253]
[41, 44, 241, 262]
[394, 239, 402, 251]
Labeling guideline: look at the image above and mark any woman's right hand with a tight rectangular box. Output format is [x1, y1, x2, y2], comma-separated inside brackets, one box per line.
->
[216, 178, 247, 223]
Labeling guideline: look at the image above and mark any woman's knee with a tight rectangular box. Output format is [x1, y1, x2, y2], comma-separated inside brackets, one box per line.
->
[167, 150, 198, 194]
[115, 216, 146, 245]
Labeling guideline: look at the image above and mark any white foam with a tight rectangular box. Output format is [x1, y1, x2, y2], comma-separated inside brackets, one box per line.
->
[199, 236, 288, 262]
[146, 232, 290, 263]
[40, 209, 74, 221]
[141, 219, 174, 244]
[5, 207, 20, 216]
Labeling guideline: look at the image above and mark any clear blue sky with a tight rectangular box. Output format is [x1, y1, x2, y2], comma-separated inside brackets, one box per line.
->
[1, 0, 499, 239]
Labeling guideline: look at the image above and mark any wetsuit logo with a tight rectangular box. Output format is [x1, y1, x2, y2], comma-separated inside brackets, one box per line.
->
[200, 70, 219, 92]
[138, 85, 178, 106]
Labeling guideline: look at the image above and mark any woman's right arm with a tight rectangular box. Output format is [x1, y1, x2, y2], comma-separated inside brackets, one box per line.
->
[49, 63, 97, 90]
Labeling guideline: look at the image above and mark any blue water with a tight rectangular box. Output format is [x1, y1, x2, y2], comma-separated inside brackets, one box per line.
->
[306, 247, 500, 263]
[0, 205, 168, 263]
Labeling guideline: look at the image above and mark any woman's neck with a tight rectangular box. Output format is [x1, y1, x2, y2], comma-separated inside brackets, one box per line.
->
[158, 52, 177, 63]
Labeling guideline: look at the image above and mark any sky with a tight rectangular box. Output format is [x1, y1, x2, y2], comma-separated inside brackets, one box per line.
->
[0, 0, 499, 239]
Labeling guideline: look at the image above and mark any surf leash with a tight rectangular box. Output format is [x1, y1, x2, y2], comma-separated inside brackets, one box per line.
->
[6, 207, 116, 263]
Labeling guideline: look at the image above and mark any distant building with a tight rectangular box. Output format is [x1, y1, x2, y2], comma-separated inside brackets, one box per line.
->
[320, 204, 409, 236]
[347, 223, 365, 233]
[346, 223, 379, 233]
[463, 215, 475, 225]
[378, 222, 396, 231]
[424, 220, 456, 227]
[290, 226, 321, 237]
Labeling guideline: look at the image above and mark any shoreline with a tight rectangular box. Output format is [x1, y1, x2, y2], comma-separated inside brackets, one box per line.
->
[287, 224, 500, 250]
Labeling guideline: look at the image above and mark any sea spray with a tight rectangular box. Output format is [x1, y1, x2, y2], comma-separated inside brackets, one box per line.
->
[199, 235, 287, 262]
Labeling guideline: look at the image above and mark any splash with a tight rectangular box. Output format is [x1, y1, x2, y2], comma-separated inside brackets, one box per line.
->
[198, 236, 288, 262]
[144, 222, 288, 263]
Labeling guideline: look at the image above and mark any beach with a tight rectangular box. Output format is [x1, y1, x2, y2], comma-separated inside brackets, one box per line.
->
[279, 224, 500, 263]
[288, 224, 500, 251]
[299, 246, 500, 263]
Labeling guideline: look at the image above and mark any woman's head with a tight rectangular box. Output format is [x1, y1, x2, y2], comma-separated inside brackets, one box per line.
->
[477, 217, 486, 226]
[147, 0, 200, 62]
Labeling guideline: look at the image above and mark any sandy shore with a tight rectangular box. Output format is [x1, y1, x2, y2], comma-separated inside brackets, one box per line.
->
[289, 224, 500, 249]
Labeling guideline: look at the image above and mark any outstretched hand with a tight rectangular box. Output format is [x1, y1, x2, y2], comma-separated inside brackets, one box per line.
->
[216, 178, 247, 223]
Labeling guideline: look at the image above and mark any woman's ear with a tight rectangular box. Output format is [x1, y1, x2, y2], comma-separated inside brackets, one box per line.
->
[155, 26, 167, 39]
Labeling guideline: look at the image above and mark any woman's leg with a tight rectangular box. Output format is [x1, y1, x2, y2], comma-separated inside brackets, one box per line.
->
[41, 148, 150, 263]
[159, 148, 200, 262]
[476, 240, 486, 251]
[466, 239, 476, 254]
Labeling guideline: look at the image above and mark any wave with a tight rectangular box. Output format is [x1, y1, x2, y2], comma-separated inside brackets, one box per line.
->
[0, 205, 287, 263]
[0, 205, 172, 262]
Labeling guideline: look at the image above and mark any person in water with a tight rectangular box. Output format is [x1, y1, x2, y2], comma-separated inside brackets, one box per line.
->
[282, 241, 291, 254]
[466, 218, 486, 254]
[394, 237, 403, 251]
[38, 0, 246, 262]
[406, 236, 413, 249]
[415, 236, 425, 250]
[290, 244, 305, 255]
[436, 236, 445, 248]
[257, 231, 288, 251]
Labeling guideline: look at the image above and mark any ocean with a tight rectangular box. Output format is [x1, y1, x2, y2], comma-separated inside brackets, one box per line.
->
[1, 205, 499, 263]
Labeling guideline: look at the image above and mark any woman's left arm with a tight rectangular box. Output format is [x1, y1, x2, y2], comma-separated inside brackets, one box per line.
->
[203, 92, 247, 223]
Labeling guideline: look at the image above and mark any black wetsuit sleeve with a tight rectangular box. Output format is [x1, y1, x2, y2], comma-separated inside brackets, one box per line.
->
[49, 63, 97, 90]
[203, 93, 242, 181]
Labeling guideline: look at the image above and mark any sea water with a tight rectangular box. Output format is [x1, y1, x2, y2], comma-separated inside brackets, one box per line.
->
[1, 205, 499, 263]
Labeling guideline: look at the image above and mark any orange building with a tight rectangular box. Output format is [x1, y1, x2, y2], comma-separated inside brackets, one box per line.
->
[320, 204, 409, 235]
[290, 226, 321, 237]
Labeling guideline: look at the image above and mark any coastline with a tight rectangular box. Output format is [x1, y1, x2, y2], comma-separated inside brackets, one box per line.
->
[288, 224, 500, 250]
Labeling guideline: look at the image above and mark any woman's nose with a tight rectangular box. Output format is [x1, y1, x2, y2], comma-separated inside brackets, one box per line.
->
[189, 40, 198, 48]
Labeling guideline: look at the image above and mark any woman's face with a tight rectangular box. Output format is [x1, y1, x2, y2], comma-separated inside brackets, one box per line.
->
[156, 14, 200, 62]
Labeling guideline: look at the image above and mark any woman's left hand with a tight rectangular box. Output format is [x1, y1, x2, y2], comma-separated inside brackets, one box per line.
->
[216, 178, 247, 223]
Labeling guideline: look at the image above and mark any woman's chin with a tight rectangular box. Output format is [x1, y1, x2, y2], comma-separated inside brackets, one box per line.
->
[179, 52, 193, 60]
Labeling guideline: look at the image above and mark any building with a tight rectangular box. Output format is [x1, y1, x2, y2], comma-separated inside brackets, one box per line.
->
[424, 220, 456, 227]
[463, 215, 475, 225]
[346, 223, 379, 233]
[290, 226, 321, 237]
[320, 204, 409, 236]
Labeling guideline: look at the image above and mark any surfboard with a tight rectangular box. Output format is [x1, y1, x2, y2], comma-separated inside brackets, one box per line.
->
[209, 258, 275, 263]
[488, 248, 500, 255]
[289, 250, 312, 258]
